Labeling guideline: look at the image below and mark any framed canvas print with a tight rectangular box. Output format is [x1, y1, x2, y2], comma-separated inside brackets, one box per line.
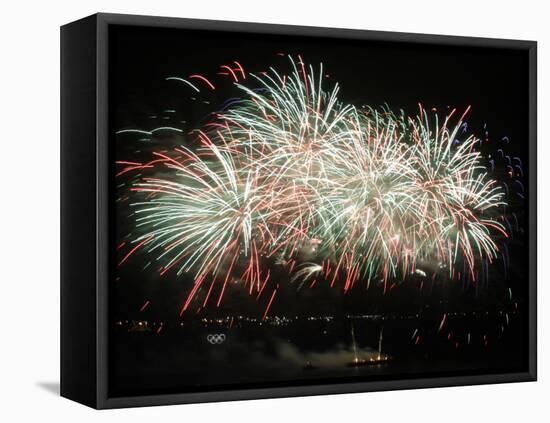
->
[60, 13, 537, 409]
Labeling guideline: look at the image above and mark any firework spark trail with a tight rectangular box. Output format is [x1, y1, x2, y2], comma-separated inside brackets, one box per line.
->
[118, 56, 510, 312]
[139, 300, 150, 312]
[291, 263, 323, 289]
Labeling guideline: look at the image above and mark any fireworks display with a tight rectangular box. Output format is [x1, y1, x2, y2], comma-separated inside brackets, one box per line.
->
[116, 56, 513, 314]
[105, 25, 532, 398]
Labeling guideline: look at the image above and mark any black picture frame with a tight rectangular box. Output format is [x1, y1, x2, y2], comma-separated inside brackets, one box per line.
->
[60, 12, 537, 409]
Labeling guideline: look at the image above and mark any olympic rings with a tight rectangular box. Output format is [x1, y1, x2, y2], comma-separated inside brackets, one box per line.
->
[206, 333, 226, 344]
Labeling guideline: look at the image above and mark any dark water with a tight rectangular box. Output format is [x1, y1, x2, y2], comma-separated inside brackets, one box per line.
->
[110, 312, 528, 397]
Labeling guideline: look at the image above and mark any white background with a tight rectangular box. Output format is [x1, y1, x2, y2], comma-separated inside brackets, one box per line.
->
[1, 0, 547, 420]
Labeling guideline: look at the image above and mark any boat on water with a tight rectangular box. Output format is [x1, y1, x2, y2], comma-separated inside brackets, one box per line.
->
[346, 325, 392, 367]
